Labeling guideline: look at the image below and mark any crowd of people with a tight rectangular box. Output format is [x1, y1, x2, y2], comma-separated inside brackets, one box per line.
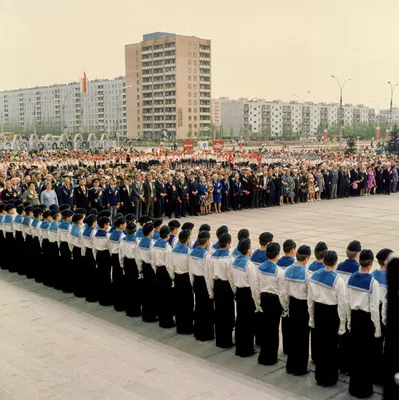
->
[0, 146, 398, 222]
[0, 200, 392, 399]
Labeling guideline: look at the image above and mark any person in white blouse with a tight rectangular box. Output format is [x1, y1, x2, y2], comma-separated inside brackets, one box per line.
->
[256, 242, 287, 366]
[282, 245, 311, 376]
[93, 217, 112, 306]
[168, 229, 193, 335]
[346, 249, 380, 399]
[57, 209, 73, 291]
[136, 222, 156, 323]
[30, 208, 43, 281]
[188, 230, 214, 342]
[151, 225, 174, 328]
[231, 238, 258, 358]
[38, 210, 52, 285]
[307, 250, 346, 387]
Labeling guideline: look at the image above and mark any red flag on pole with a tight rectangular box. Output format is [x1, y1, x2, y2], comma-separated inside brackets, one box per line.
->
[80, 71, 88, 94]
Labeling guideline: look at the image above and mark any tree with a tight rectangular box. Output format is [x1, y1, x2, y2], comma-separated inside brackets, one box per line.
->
[220, 125, 225, 139]
[387, 124, 399, 154]
[210, 123, 215, 140]
[239, 126, 244, 139]
[346, 137, 356, 155]
[186, 129, 193, 139]
[229, 127, 234, 139]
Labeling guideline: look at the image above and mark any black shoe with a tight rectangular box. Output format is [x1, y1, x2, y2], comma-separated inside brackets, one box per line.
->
[293, 370, 310, 376]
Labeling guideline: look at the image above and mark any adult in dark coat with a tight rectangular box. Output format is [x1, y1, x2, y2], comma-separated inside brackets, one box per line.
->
[188, 174, 199, 216]
[73, 178, 89, 210]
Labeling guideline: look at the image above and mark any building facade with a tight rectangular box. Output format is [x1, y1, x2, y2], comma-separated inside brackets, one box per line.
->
[125, 32, 211, 139]
[0, 77, 126, 136]
[218, 97, 375, 137]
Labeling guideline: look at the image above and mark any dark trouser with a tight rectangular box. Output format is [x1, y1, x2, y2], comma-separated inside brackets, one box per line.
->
[383, 181, 391, 195]
[374, 303, 385, 385]
[59, 241, 72, 291]
[338, 329, 350, 374]
[258, 292, 282, 365]
[85, 248, 98, 302]
[73, 246, 86, 297]
[32, 237, 42, 282]
[124, 257, 141, 317]
[46, 241, 59, 288]
[96, 250, 113, 306]
[193, 275, 214, 341]
[314, 302, 339, 386]
[349, 310, 375, 399]
[41, 239, 51, 285]
[214, 279, 235, 348]
[190, 195, 198, 215]
[25, 235, 34, 278]
[144, 199, 155, 217]
[221, 193, 229, 212]
[142, 262, 158, 322]
[111, 253, 125, 312]
[8, 231, 18, 273]
[179, 199, 188, 217]
[235, 287, 255, 357]
[4, 232, 15, 271]
[286, 297, 309, 375]
[15, 231, 25, 275]
[166, 200, 179, 218]
[233, 194, 240, 210]
[156, 265, 174, 328]
[174, 272, 194, 335]
[281, 315, 290, 355]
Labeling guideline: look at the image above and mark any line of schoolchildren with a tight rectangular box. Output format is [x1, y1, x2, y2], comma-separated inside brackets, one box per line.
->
[0, 198, 392, 399]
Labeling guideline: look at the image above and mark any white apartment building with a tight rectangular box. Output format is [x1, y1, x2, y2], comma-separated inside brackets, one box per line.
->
[217, 98, 375, 137]
[0, 77, 126, 136]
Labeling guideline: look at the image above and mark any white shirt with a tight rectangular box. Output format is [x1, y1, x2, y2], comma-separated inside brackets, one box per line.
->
[167, 244, 190, 280]
[206, 249, 235, 298]
[346, 274, 381, 337]
[2, 214, 15, 234]
[119, 235, 137, 268]
[188, 246, 210, 285]
[255, 261, 287, 312]
[136, 238, 154, 274]
[231, 256, 258, 310]
[58, 222, 71, 243]
[108, 230, 125, 255]
[92, 230, 110, 252]
[151, 239, 172, 271]
[68, 225, 83, 251]
[307, 269, 347, 335]
[282, 264, 310, 303]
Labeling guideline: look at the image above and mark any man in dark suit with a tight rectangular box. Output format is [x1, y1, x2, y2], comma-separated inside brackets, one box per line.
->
[350, 166, 359, 197]
[1, 180, 18, 201]
[382, 163, 392, 195]
[188, 172, 199, 216]
[119, 177, 131, 215]
[165, 176, 179, 218]
[131, 174, 145, 220]
[57, 177, 74, 207]
[155, 176, 166, 218]
[232, 173, 242, 211]
[104, 178, 120, 224]
[221, 173, 231, 212]
[143, 175, 156, 217]
[73, 178, 89, 210]
[88, 178, 103, 211]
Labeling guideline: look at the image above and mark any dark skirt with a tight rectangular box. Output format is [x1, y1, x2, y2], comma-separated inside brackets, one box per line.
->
[45, 241, 59, 288]
[314, 302, 340, 386]
[156, 265, 175, 328]
[258, 292, 282, 365]
[235, 286, 256, 357]
[124, 257, 141, 317]
[349, 310, 375, 398]
[60, 242, 73, 292]
[73, 246, 85, 298]
[174, 272, 194, 335]
[40, 238, 51, 285]
[193, 275, 214, 341]
[286, 297, 309, 375]
[25, 234, 34, 278]
[141, 262, 158, 322]
[111, 253, 125, 312]
[281, 315, 290, 355]
[96, 249, 113, 306]
[214, 279, 235, 348]
[85, 248, 98, 303]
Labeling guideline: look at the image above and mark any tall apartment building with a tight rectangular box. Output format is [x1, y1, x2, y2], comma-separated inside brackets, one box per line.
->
[125, 32, 211, 139]
[218, 97, 375, 137]
[211, 98, 228, 127]
[0, 77, 126, 136]
[378, 107, 399, 124]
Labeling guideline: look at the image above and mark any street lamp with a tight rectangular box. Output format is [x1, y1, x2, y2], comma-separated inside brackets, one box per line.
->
[331, 75, 351, 146]
[61, 90, 74, 134]
[387, 81, 398, 130]
[27, 99, 37, 137]
[293, 91, 310, 138]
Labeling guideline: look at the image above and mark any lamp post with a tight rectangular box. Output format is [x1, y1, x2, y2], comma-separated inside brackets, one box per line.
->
[331, 75, 351, 146]
[61, 90, 74, 134]
[388, 81, 398, 131]
[27, 99, 37, 137]
[293, 90, 310, 138]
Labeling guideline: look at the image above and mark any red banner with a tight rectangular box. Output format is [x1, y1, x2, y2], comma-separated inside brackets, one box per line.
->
[183, 140, 193, 150]
[323, 129, 328, 141]
[386, 130, 390, 140]
[376, 127, 380, 140]
[213, 140, 224, 151]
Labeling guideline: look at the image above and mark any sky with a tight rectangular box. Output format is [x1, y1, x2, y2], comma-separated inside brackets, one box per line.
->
[1, 0, 399, 108]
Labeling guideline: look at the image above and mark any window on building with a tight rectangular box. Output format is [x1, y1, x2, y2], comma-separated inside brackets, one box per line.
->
[194, 100, 197, 105]
[194, 116, 197, 121]
[194, 60, 197, 66]
[188, 92, 192, 97]
[188, 52, 191, 56]
[194, 108, 197, 112]
[188, 76, 191, 81]
[188, 60, 191, 65]
[137, 95, 140, 99]
[188, 68, 191, 73]
[194, 93, 197, 97]
[189, 116, 192, 120]
[193, 44, 197, 49]
[193, 52, 197, 57]
[188, 100, 191, 105]
[188, 84, 191, 89]
[188, 108, 191, 112]
[194, 123, 197, 128]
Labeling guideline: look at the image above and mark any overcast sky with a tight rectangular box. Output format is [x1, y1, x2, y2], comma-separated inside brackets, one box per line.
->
[1, 0, 398, 108]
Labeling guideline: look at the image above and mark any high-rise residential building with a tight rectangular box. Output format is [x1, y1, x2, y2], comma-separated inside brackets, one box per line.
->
[217, 97, 375, 137]
[0, 77, 126, 136]
[211, 98, 227, 127]
[125, 32, 211, 139]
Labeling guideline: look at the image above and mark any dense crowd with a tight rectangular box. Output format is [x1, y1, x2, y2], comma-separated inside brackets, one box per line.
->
[0, 146, 398, 223]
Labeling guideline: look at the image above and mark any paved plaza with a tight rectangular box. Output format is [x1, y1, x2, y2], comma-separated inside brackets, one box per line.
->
[1, 194, 397, 399]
